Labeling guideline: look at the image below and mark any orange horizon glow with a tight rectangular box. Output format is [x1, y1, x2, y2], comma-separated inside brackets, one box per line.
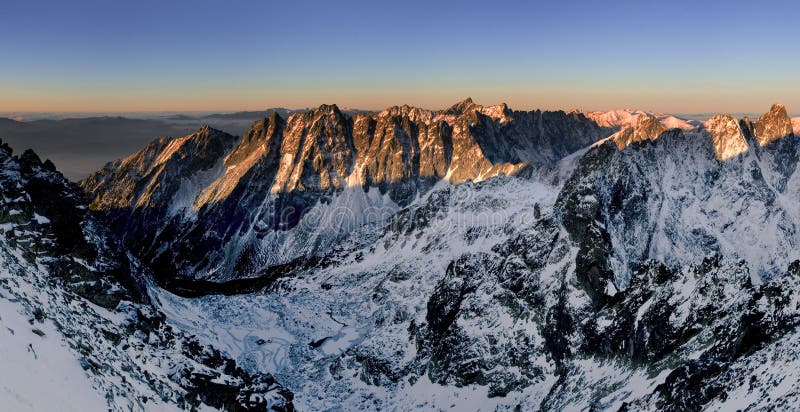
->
[2, 89, 798, 116]
[3, 1, 798, 117]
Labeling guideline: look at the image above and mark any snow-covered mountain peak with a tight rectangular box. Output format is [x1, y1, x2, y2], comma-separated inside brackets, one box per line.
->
[582, 108, 698, 131]
[582, 108, 655, 128]
[81, 101, 798, 284]
[477, 102, 512, 122]
[313, 102, 343, 116]
[658, 114, 700, 130]
[196, 112, 285, 207]
[604, 104, 795, 161]
[438, 97, 512, 122]
[82, 125, 238, 213]
[378, 104, 434, 123]
[81, 101, 609, 281]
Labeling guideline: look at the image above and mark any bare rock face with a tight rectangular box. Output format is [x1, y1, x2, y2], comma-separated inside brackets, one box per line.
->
[81, 125, 238, 212]
[611, 117, 668, 149]
[754, 103, 794, 146]
[196, 113, 284, 207]
[59, 101, 800, 409]
[269, 104, 355, 193]
[81, 99, 610, 281]
[705, 114, 749, 160]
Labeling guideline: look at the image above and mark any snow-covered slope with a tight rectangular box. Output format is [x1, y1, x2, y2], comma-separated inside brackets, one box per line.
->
[151, 175, 564, 410]
[123, 103, 800, 410]
[792, 116, 800, 136]
[17, 101, 800, 410]
[81, 99, 612, 281]
[582, 108, 699, 131]
[0, 296, 109, 411]
[153, 162, 800, 410]
[564, 104, 799, 287]
[583, 108, 656, 128]
[0, 140, 293, 411]
[658, 113, 701, 130]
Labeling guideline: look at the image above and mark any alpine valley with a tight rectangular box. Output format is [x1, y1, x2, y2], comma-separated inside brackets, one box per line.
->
[3, 98, 800, 411]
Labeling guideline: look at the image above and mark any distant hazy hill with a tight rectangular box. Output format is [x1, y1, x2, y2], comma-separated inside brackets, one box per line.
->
[0, 117, 195, 180]
[0, 109, 298, 180]
[202, 108, 294, 120]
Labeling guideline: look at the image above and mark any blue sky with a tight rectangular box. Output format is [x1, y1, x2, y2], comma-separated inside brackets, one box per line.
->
[1, 0, 799, 113]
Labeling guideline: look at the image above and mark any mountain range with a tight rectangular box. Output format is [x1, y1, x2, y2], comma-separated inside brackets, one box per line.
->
[0, 108, 299, 180]
[79, 98, 614, 283]
[2, 99, 800, 410]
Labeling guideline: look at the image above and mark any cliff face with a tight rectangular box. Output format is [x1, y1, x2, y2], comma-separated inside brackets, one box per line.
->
[610, 117, 668, 149]
[147, 102, 800, 410]
[45, 101, 800, 410]
[753, 103, 794, 146]
[81, 99, 610, 281]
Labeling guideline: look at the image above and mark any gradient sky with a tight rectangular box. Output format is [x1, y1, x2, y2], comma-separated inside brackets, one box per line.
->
[2, 0, 799, 113]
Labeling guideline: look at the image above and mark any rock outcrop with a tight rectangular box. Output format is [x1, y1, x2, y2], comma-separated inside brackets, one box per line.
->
[753, 103, 793, 146]
[610, 117, 668, 149]
[0, 139, 293, 411]
[81, 99, 610, 281]
[705, 114, 749, 160]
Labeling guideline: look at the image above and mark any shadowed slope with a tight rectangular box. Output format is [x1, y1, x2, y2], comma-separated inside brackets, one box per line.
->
[81, 99, 609, 281]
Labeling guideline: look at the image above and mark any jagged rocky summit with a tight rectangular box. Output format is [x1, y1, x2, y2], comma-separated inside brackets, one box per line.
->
[80, 99, 613, 282]
[81, 100, 800, 410]
[606, 103, 795, 160]
[5, 99, 800, 410]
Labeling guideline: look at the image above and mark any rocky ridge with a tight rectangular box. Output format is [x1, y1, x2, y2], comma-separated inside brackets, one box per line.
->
[606, 102, 796, 162]
[5, 98, 800, 410]
[111, 103, 800, 410]
[81, 99, 611, 281]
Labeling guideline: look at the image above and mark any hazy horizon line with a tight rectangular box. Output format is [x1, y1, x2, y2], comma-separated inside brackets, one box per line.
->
[2, 100, 797, 119]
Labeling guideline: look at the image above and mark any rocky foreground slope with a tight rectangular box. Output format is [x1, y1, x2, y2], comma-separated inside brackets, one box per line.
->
[73, 101, 800, 410]
[0, 140, 293, 410]
[5, 99, 800, 410]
